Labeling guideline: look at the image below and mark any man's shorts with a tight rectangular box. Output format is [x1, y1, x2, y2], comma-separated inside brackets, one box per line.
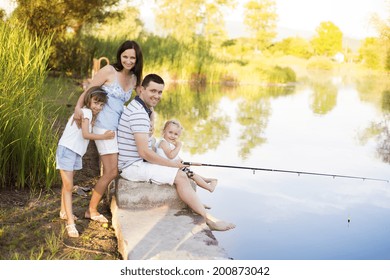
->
[120, 160, 179, 185]
[56, 145, 82, 171]
[93, 126, 118, 155]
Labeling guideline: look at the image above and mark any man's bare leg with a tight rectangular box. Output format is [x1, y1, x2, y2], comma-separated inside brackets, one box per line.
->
[205, 214, 236, 231]
[174, 171, 235, 231]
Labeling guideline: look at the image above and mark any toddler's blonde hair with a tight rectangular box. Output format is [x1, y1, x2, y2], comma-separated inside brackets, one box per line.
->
[162, 119, 183, 133]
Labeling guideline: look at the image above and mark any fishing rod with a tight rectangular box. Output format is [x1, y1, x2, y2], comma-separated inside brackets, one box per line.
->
[182, 162, 389, 183]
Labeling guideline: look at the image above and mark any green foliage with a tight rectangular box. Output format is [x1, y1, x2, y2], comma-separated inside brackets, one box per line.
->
[306, 56, 334, 71]
[358, 37, 385, 70]
[88, 7, 143, 40]
[154, 0, 234, 43]
[220, 37, 253, 63]
[386, 49, 390, 71]
[0, 21, 58, 189]
[6, 0, 381, 81]
[51, 35, 95, 76]
[382, 90, 390, 112]
[311, 21, 343, 56]
[50, 35, 119, 77]
[141, 35, 186, 71]
[262, 66, 297, 84]
[270, 37, 313, 58]
[0, 8, 6, 21]
[221, 39, 236, 48]
[10, 0, 121, 76]
[140, 35, 223, 83]
[243, 0, 277, 51]
[12, 0, 121, 36]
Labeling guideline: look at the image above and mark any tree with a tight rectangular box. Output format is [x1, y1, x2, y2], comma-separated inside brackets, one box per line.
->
[270, 36, 313, 58]
[359, 37, 384, 69]
[371, 2, 390, 70]
[0, 8, 5, 21]
[200, 2, 231, 45]
[89, 7, 143, 39]
[154, 0, 235, 43]
[10, 0, 122, 75]
[243, 0, 277, 51]
[11, 0, 121, 37]
[311, 21, 343, 56]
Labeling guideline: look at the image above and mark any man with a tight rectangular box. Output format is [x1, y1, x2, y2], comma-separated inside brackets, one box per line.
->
[117, 74, 235, 231]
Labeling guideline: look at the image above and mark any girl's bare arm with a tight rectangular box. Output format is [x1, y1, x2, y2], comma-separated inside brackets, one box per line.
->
[136, 133, 184, 168]
[159, 139, 182, 159]
[81, 118, 115, 140]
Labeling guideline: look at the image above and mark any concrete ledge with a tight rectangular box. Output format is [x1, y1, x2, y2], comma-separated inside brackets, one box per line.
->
[110, 177, 230, 260]
[114, 177, 187, 210]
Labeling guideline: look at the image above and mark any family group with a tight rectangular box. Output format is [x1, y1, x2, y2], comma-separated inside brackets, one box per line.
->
[56, 40, 235, 238]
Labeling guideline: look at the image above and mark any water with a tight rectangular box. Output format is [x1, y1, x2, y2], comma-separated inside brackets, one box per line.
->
[154, 73, 390, 260]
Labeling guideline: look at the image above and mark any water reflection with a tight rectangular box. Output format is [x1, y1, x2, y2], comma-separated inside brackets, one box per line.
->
[379, 91, 390, 162]
[359, 90, 390, 164]
[310, 80, 338, 115]
[155, 84, 230, 154]
[153, 74, 390, 259]
[156, 84, 296, 159]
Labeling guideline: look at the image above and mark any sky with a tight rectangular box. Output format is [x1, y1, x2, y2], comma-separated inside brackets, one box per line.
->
[1, 0, 388, 39]
[225, 0, 389, 39]
[278, 0, 388, 39]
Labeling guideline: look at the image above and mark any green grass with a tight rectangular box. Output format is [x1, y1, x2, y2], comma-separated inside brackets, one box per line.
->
[0, 21, 63, 190]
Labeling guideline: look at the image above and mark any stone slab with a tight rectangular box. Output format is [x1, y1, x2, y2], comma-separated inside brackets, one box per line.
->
[110, 177, 230, 260]
[114, 177, 188, 210]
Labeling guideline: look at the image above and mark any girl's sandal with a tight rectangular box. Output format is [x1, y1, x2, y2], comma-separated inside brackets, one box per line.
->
[66, 224, 79, 238]
[60, 211, 78, 221]
[85, 213, 108, 223]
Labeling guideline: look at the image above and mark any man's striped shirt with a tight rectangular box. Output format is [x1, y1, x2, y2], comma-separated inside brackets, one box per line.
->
[117, 98, 151, 170]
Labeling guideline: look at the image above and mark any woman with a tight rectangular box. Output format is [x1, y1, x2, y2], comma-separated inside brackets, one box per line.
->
[73, 40, 143, 222]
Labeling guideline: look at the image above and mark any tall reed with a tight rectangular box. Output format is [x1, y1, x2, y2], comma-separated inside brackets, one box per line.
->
[0, 21, 57, 189]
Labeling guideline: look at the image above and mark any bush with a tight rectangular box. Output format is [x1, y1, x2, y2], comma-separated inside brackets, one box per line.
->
[265, 66, 297, 84]
[306, 56, 334, 71]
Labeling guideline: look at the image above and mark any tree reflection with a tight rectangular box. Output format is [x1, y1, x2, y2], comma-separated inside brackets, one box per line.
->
[359, 90, 390, 164]
[355, 74, 385, 106]
[376, 116, 390, 163]
[309, 81, 338, 115]
[155, 84, 229, 155]
[377, 90, 390, 163]
[154, 83, 295, 159]
[236, 98, 269, 159]
[235, 86, 295, 159]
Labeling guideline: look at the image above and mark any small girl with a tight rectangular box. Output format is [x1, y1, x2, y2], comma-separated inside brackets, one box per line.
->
[155, 120, 218, 192]
[56, 86, 115, 238]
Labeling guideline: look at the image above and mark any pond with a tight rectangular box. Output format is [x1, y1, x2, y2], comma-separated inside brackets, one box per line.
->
[153, 72, 390, 260]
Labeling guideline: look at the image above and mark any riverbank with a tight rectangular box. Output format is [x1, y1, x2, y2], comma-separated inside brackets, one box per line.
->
[0, 143, 119, 260]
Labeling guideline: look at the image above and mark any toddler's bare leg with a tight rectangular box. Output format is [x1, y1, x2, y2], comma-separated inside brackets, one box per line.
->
[192, 174, 218, 192]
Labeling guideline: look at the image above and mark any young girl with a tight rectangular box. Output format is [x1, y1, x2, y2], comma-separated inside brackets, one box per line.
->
[57, 86, 115, 238]
[155, 120, 218, 192]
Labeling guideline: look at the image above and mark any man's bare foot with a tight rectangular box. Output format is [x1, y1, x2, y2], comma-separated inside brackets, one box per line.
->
[206, 219, 236, 231]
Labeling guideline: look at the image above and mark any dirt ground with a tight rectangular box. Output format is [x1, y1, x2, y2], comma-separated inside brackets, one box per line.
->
[0, 142, 121, 260]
